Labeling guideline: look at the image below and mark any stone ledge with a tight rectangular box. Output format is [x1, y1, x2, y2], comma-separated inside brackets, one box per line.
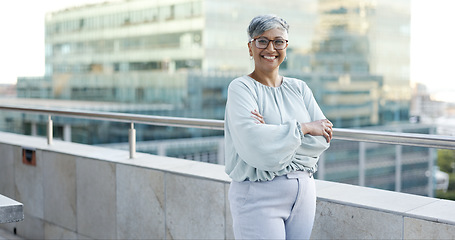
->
[0, 194, 24, 224]
[316, 179, 455, 225]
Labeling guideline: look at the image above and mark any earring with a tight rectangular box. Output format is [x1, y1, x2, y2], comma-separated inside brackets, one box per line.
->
[250, 56, 253, 60]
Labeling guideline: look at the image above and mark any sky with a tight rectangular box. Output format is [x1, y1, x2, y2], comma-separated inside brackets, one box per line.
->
[410, 0, 455, 102]
[1, 0, 455, 101]
[0, 0, 106, 84]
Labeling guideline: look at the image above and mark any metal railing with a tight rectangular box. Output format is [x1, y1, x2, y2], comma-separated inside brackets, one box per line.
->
[2, 104, 455, 158]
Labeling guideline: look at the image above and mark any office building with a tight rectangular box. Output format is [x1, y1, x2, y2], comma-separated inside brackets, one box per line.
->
[17, 0, 411, 125]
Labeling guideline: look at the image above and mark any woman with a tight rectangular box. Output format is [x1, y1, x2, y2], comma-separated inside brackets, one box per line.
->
[224, 14, 333, 239]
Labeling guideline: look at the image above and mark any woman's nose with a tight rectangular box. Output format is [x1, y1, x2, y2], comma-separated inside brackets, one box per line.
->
[265, 41, 276, 51]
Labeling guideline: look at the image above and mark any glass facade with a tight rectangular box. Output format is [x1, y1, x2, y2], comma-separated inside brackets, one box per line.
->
[34, 0, 411, 126]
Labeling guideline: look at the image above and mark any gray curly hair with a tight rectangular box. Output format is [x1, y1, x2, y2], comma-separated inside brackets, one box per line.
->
[247, 14, 290, 41]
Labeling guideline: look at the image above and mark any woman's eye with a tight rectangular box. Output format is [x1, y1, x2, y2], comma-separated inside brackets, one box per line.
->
[257, 39, 268, 44]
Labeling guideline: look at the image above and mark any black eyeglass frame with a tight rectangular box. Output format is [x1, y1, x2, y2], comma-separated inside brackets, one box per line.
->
[250, 37, 289, 50]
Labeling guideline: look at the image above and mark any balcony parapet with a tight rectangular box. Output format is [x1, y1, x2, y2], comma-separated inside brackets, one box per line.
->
[0, 131, 454, 239]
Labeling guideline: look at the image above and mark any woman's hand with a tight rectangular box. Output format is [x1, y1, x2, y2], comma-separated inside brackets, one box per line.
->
[300, 119, 333, 143]
[251, 109, 265, 124]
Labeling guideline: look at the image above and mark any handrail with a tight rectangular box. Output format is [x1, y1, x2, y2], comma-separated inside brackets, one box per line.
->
[335, 128, 455, 150]
[0, 105, 223, 130]
[1, 104, 455, 156]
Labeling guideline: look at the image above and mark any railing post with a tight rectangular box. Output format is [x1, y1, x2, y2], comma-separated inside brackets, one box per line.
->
[47, 115, 53, 145]
[31, 122, 37, 136]
[318, 153, 325, 180]
[428, 148, 436, 197]
[395, 145, 402, 192]
[427, 128, 436, 197]
[217, 139, 225, 165]
[359, 142, 366, 186]
[63, 124, 72, 142]
[129, 122, 136, 159]
[157, 143, 166, 156]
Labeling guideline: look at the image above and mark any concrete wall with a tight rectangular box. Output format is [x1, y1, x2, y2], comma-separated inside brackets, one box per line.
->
[0, 131, 454, 239]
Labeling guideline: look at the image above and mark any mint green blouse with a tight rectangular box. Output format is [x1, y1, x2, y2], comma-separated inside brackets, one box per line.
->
[224, 75, 330, 182]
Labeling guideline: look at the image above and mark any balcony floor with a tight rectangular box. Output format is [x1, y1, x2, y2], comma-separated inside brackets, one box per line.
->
[0, 228, 22, 240]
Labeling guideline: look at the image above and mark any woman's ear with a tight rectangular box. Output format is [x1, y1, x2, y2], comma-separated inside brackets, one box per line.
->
[248, 42, 253, 56]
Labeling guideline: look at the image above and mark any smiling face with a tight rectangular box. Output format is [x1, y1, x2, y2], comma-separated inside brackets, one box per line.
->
[248, 28, 288, 74]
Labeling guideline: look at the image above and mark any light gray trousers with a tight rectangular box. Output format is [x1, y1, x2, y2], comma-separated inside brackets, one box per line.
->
[228, 171, 316, 240]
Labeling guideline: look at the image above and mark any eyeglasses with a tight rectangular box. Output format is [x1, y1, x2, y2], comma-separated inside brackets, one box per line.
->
[250, 37, 288, 50]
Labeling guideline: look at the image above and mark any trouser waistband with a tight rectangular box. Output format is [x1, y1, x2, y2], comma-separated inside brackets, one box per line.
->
[286, 171, 312, 179]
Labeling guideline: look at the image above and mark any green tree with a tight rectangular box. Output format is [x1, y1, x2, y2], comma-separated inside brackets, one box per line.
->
[436, 149, 455, 200]
[438, 149, 455, 173]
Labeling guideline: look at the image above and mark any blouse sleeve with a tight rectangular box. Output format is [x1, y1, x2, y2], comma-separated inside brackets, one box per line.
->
[225, 80, 302, 172]
[295, 82, 330, 158]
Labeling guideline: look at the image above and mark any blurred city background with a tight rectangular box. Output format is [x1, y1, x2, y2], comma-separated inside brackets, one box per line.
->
[0, 0, 454, 200]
